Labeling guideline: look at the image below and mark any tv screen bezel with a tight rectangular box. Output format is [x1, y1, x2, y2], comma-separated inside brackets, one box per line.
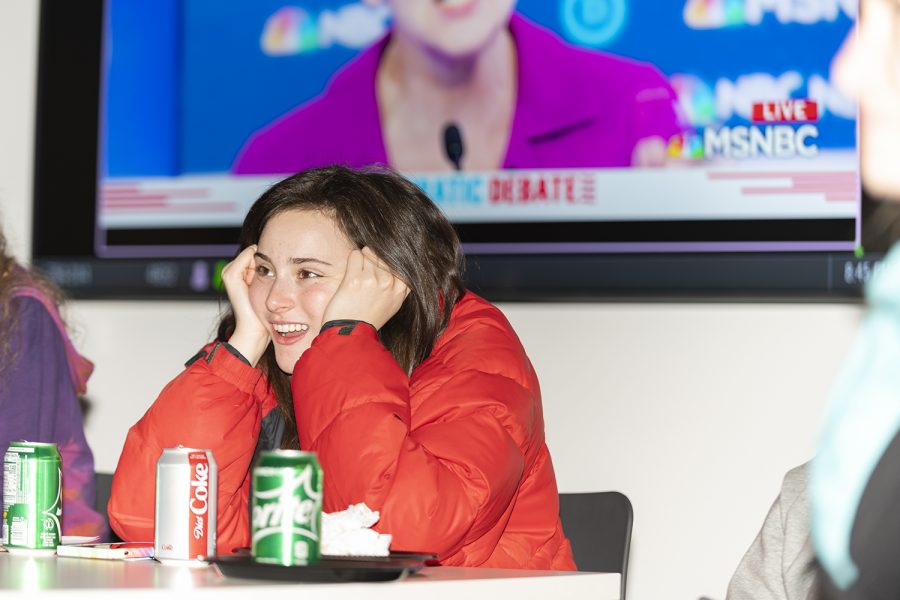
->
[30, 0, 875, 302]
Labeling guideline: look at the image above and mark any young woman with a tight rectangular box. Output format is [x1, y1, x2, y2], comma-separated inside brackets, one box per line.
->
[0, 228, 106, 539]
[109, 166, 575, 569]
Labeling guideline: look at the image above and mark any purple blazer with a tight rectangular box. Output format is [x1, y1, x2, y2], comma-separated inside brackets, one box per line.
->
[233, 13, 685, 174]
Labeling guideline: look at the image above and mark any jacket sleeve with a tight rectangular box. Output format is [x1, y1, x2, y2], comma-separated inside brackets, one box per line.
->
[725, 464, 818, 600]
[108, 342, 274, 552]
[292, 322, 532, 561]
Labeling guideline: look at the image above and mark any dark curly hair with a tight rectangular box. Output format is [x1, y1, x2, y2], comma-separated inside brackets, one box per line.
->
[0, 228, 67, 375]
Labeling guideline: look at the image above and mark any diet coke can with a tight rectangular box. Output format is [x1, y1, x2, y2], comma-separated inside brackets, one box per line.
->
[154, 447, 217, 562]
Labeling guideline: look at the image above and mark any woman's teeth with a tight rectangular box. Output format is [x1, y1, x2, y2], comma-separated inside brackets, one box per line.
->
[273, 323, 309, 335]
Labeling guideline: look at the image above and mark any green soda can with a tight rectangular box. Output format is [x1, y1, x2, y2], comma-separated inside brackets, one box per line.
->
[2, 441, 62, 553]
[251, 450, 323, 566]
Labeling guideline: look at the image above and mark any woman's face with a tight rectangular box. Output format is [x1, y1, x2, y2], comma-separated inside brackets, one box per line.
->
[249, 209, 356, 373]
[386, 0, 516, 58]
[832, 0, 900, 199]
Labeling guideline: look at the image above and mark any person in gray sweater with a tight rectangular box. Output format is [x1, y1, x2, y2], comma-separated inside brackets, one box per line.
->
[726, 463, 818, 600]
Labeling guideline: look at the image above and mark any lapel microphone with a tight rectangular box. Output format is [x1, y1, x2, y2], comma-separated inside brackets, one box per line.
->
[443, 123, 464, 171]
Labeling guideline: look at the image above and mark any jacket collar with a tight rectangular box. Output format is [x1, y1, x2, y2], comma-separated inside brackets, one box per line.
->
[503, 13, 600, 167]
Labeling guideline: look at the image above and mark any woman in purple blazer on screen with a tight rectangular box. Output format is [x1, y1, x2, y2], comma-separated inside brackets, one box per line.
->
[233, 0, 686, 174]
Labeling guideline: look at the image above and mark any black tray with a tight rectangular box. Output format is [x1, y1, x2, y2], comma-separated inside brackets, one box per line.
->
[229, 547, 438, 564]
[212, 554, 426, 583]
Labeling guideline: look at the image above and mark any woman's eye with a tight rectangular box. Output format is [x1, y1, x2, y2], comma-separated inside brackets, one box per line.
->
[254, 265, 272, 277]
[298, 269, 320, 280]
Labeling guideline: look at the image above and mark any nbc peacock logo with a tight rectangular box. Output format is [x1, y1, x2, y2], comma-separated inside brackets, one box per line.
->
[683, 0, 746, 29]
[261, 7, 319, 56]
[670, 74, 717, 128]
[683, 0, 856, 29]
[666, 73, 714, 159]
[260, 3, 391, 57]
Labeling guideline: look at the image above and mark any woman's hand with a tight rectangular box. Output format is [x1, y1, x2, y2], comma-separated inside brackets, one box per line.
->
[220, 245, 270, 366]
[323, 247, 410, 331]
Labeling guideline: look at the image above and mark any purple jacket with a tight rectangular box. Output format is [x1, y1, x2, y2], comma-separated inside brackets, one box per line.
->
[233, 13, 685, 174]
[1, 293, 106, 539]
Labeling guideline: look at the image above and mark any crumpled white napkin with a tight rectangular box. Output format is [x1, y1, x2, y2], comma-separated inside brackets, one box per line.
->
[321, 503, 392, 557]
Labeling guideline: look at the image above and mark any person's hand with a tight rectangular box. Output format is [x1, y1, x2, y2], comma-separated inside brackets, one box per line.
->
[631, 135, 669, 167]
[220, 245, 270, 366]
[322, 247, 410, 331]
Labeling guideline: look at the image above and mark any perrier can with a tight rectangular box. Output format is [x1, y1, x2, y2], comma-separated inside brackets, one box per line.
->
[2, 441, 62, 553]
[251, 450, 323, 565]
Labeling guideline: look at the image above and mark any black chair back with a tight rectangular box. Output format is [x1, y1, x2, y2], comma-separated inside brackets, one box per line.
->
[94, 472, 122, 542]
[559, 491, 633, 599]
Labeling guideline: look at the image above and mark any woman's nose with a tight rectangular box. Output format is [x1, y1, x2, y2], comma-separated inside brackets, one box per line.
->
[265, 277, 294, 312]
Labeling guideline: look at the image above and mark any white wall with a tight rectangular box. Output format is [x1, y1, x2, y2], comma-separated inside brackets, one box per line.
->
[0, 2, 864, 599]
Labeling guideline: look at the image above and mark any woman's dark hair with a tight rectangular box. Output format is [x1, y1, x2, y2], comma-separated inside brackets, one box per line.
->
[217, 165, 466, 448]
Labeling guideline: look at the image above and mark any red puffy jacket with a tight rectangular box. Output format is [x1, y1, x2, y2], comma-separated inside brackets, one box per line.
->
[109, 292, 575, 569]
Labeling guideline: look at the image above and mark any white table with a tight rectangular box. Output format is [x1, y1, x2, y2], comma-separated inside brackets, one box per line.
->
[0, 552, 619, 599]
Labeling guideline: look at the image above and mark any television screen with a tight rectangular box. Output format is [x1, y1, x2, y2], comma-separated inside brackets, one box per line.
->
[34, 0, 877, 299]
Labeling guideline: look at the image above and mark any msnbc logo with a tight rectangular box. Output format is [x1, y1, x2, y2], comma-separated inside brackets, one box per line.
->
[669, 100, 821, 159]
[684, 0, 856, 29]
[261, 3, 390, 56]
